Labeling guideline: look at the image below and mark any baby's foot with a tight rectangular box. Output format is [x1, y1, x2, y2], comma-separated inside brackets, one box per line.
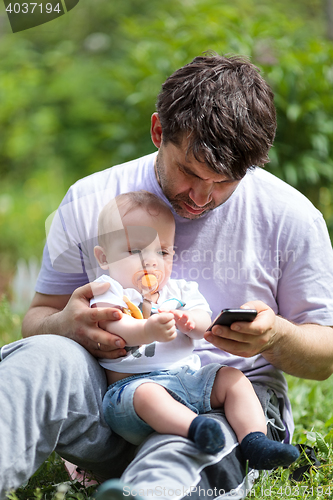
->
[240, 431, 300, 470]
[188, 416, 225, 454]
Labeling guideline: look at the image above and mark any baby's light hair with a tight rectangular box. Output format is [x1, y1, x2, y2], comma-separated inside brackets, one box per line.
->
[98, 191, 175, 249]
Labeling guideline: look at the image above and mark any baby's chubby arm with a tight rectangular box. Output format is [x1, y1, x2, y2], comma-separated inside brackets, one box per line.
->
[171, 309, 212, 339]
[98, 309, 177, 346]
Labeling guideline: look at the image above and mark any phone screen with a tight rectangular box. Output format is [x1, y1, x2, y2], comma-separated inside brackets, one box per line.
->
[207, 309, 257, 331]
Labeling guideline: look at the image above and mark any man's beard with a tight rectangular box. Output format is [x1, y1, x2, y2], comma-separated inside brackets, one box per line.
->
[155, 155, 216, 219]
[167, 193, 216, 219]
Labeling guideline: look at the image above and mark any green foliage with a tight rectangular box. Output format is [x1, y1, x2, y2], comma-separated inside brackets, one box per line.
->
[0, 0, 332, 187]
[7, 452, 97, 500]
[250, 376, 333, 499]
[0, 295, 22, 345]
[0, 173, 65, 270]
[264, 39, 333, 235]
[287, 375, 333, 445]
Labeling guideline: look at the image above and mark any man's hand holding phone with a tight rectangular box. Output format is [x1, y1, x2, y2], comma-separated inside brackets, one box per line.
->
[204, 301, 278, 358]
[207, 308, 258, 330]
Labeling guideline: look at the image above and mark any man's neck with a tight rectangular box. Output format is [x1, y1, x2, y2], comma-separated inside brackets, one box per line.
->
[154, 154, 161, 187]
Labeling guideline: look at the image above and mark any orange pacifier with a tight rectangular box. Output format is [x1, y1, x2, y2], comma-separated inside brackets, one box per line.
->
[133, 270, 163, 296]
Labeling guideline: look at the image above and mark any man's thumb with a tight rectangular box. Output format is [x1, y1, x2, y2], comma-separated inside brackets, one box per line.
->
[75, 281, 110, 300]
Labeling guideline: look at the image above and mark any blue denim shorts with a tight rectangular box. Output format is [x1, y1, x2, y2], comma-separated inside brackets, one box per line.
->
[103, 363, 222, 445]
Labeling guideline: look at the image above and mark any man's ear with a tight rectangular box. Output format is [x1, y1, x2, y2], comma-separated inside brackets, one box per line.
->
[151, 113, 163, 148]
[94, 246, 109, 270]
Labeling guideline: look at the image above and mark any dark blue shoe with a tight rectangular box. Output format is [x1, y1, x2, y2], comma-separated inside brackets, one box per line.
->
[94, 479, 141, 500]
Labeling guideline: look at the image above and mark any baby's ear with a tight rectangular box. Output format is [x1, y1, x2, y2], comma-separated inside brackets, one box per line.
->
[94, 246, 109, 270]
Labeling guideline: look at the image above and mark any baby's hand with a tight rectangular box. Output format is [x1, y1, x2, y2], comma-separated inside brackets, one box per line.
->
[171, 310, 195, 334]
[144, 312, 177, 343]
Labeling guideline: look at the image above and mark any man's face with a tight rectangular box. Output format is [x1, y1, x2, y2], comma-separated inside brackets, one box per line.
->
[155, 140, 241, 220]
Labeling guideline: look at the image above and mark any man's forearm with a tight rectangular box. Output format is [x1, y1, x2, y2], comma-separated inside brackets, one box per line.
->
[21, 292, 72, 339]
[262, 317, 333, 380]
[22, 306, 67, 338]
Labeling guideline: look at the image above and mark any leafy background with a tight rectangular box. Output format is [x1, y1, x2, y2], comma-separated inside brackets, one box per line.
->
[1, 0, 333, 498]
[1, 0, 333, 286]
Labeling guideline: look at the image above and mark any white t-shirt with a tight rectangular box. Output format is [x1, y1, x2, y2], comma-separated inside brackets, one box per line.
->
[36, 152, 333, 434]
[91, 275, 212, 373]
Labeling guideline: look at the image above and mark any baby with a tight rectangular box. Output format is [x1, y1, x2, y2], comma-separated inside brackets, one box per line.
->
[91, 191, 299, 469]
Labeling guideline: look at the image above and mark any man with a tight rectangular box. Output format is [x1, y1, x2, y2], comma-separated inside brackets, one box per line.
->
[1, 54, 333, 500]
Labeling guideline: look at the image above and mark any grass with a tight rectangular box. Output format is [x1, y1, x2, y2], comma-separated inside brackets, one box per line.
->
[1, 295, 333, 500]
[5, 453, 98, 500]
[252, 375, 333, 499]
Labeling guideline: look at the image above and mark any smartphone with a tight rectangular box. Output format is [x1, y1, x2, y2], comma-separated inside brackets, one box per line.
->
[207, 309, 258, 331]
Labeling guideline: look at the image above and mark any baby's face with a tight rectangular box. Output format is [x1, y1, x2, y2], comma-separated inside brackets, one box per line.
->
[102, 207, 175, 293]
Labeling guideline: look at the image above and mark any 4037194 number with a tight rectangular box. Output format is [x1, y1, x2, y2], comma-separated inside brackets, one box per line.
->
[5, 3, 61, 14]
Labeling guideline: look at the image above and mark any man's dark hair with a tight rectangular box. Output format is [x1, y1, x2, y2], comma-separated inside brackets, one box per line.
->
[156, 53, 276, 180]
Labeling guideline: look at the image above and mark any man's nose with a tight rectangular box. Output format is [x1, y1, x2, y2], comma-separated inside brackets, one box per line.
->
[189, 180, 213, 207]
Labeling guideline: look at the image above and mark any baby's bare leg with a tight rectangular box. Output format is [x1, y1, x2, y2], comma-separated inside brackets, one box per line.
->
[211, 367, 299, 469]
[210, 366, 266, 442]
[134, 383, 225, 454]
[134, 383, 195, 436]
